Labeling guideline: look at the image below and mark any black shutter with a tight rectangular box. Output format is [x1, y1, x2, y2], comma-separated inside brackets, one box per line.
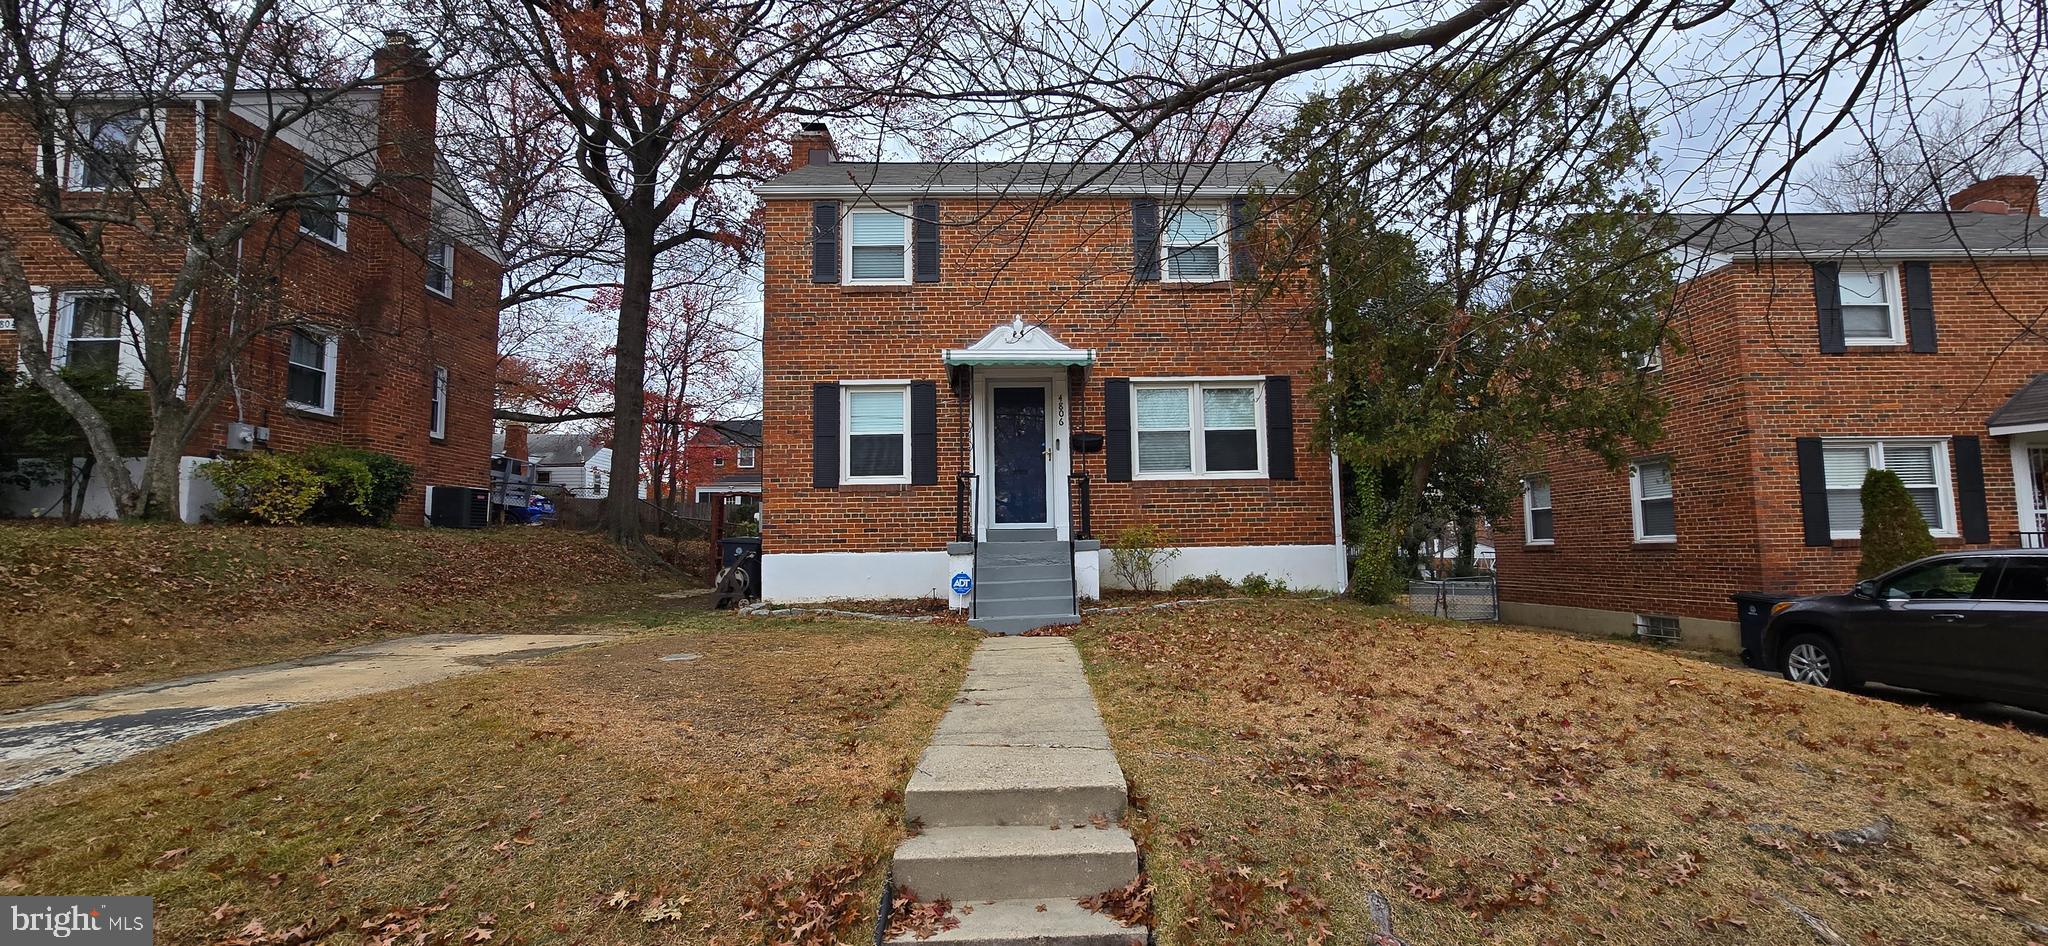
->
[1904, 261, 1937, 353]
[1954, 435, 1989, 543]
[1813, 262, 1845, 354]
[811, 382, 840, 489]
[1229, 197, 1255, 279]
[1264, 375, 1295, 480]
[1103, 378, 1132, 481]
[811, 202, 840, 283]
[910, 380, 938, 485]
[912, 202, 940, 283]
[1131, 200, 1160, 281]
[1795, 437, 1831, 546]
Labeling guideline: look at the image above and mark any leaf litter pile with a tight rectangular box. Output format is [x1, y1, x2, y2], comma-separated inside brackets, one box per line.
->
[0, 614, 977, 944]
[1074, 599, 2048, 945]
[0, 523, 673, 710]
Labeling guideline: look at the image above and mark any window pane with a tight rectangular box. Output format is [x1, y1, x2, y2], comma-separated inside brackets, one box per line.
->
[1640, 497, 1676, 537]
[1164, 209, 1218, 243]
[1201, 387, 1256, 429]
[1134, 387, 1190, 430]
[1137, 431, 1191, 473]
[849, 245, 904, 280]
[1165, 246, 1220, 281]
[1526, 480, 1551, 509]
[846, 389, 905, 434]
[1908, 486, 1942, 528]
[1530, 508, 1554, 541]
[302, 171, 341, 240]
[849, 211, 902, 245]
[1822, 446, 1871, 490]
[1881, 558, 1994, 600]
[426, 242, 450, 292]
[69, 296, 119, 339]
[1205, 429, 1258, 472]
[289, 330, 323, 368]
[1637, 462, 1672, 500]
[848, 434, 903, 477]
[66, 339, 119, 374]
[1827, 488, 1863, 533]
[287, 364, 325, 406]
[1837, 269, 1888, 306]
[1841, 305, 1893, 338]
[1881, 444, 1937, 486]
[1993, 559, 2048, 600]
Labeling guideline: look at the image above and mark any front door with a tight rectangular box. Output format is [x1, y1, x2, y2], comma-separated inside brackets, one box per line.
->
[991, 385, 1049, 526]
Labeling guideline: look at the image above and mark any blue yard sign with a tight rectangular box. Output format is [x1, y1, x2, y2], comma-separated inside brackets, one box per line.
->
[950, 572, 974, 596]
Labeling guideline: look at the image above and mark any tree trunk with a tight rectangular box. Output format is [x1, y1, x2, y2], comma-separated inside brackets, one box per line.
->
[137, 400, 191, 520]
[604, 229, 654, 546]
[1453, 514, 1477, 577]
[61, 458, 82, 525]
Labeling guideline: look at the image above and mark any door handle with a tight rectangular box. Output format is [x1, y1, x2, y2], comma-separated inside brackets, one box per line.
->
[1932, 613, 1968, 622]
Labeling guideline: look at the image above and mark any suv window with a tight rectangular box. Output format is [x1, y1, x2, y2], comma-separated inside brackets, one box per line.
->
[1880, 558, 1999, 601]
[1990, 557, 2048, 601]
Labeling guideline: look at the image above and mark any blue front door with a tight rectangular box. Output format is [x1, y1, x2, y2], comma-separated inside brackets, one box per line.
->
[992, 386, 1048, 525]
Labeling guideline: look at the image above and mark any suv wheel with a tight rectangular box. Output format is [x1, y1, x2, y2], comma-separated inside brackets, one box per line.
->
[1781, 633, 1850, 690]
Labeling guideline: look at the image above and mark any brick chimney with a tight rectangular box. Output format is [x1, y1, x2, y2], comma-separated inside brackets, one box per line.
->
[791, 122, 836, 169]
[503, 424, 529, 462]
[1948, 175, 2039, 215]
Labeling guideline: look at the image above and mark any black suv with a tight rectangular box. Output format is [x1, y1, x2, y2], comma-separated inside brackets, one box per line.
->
[1763, 549, 2048, 712]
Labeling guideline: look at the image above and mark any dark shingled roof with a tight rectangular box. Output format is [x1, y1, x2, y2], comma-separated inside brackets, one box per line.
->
[756, 160, 1286, 198]
[1989, 373, 2048, 431]
[708, 419, 762, 447]
[1671, 211, 2048, 258]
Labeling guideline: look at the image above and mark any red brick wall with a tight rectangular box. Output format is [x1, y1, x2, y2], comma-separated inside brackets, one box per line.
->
[0, 66, 501, 524]
[760, 196, 1336, 554]
[1496, 256, 2048, 623]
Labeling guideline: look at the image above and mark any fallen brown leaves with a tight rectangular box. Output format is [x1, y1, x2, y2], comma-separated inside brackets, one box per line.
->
[882, 885, 962, 940]
[1081, 874, 1156, 927]
[738, 852, 877, 945]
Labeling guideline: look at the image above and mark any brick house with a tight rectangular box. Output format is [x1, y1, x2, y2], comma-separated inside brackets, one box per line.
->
[0, 33, 500, 523]
[757, 125, 1345, 629]
[684, 418, 761, 504]
[1495, 176, 2048, 653]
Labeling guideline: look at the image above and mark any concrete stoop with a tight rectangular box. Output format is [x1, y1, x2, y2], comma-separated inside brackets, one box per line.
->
[886, 637, 1148, 946]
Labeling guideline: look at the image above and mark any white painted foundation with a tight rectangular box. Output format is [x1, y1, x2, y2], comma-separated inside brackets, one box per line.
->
[1100, 543, 1347, 593]
[763, 550, 955, 603]
[1, 455, 218, 523]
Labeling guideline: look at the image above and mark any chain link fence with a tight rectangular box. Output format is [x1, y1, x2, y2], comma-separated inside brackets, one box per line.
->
[1403, 575, 1499, 621]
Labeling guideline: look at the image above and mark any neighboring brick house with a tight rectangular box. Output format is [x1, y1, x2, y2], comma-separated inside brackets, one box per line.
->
[0, 32, 500, 523]
[684, 418, 761, 503]
[1495, 176, 2048, 653]
[757, 124, 1345, 628]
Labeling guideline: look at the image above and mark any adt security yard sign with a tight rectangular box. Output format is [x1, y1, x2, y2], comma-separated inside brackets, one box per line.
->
[950, 572, 974, 596]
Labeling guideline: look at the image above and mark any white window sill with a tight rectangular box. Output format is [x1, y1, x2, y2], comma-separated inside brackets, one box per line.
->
[843, 476, 911, 486]
[1524, 539, 1555, 547]
[286, 400, 335, 417]
[1132, 471, 1267, 482]
[1843, 337, 1904, 347]
[842, 277, 910, 287]
[1830, 530, 1957, 541]
[426, 286, 454, 301]
[1633, 536, 1677, 545]
[301, 228, 347, 251]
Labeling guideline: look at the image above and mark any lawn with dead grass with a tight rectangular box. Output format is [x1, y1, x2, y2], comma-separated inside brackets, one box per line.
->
[1074, 599, 2048, 946]
[0, 611, 975, 944]
[0, 522, 677, 710]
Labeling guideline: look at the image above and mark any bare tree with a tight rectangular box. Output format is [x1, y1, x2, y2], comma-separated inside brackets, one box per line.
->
[1798, 103, 2048, 213]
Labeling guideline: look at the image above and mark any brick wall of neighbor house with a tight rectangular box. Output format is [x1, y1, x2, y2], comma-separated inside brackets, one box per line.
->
[0, 38, 500, 524]
[1496, 254, 2048, 645]
[759, 196, 1335, 556]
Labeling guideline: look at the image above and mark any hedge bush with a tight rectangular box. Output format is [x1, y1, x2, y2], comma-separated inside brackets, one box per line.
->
[302, 445, 415, 525]
[204, 447, 415, 526]
[202, 452, 326, 525]
[1858, 468, 1937, 579]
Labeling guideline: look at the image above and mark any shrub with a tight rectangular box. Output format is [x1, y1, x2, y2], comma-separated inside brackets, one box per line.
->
[1109, 523, 1181, 592]
[1241, 573, 1290, 597]
[1169, 573, 1235, 597]
[1347, 520, 1405, 604]
[1858, 468, 1937, 579]
[302, 446, 414, 525]
[203, 452, 325, 525]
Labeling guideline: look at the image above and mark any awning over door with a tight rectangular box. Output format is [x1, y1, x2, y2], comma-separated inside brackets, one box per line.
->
[1989, 372, 2048, 436]
[942, 318, 1096, 367]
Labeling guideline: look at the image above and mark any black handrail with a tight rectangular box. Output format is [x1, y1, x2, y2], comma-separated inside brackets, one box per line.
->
[1073, 472, 1093, 540]
[954, 472, 977, 543]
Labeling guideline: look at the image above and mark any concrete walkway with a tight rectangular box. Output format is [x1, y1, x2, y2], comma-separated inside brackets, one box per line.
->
[887, 636, 1147, 945]
[0, 633, 606, 796]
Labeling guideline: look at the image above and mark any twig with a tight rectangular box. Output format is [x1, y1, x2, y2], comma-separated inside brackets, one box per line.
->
[1776, 895, 1849, 946]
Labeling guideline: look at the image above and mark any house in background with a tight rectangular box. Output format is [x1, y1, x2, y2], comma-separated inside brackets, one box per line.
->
[494, 430, 633, 499]
[684, 418, 762, 505]
[756, 124, 1345, 630]
[0, 32, 501, 523]
[1495, 176, 2048, 652]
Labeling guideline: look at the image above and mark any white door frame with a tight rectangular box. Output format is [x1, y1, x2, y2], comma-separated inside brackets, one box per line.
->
[2009, 434, 2048, 537]
[972, 369, 1069, 540]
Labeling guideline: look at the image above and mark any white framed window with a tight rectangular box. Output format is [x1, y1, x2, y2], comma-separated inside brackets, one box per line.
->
[1838, 266, 1903, 345]
[842, 382, 911, 483]
[714, 457, 726, 467]
[1523, 477, 1554, 544]
[737, 446, 757, 469]
[1634, 614, 1681, 643]
[1634, 346, 1662, 372]
[1822, 438, 1954, 538]
[425, 239, 454, 297]
[843, 207, 910, 284]
[1161, 205, 1228, 282]
[1132, 380, 1264, 479]
[300, 167, 348, 248]
[1631, 460, 1676, 542]
[67, 111, 151, 190]
[285, 328, 338, 415]
[428, 365, 448, 439]
[52, 291, 126, 377]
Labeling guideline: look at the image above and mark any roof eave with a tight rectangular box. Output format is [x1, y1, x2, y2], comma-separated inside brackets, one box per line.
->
[756, 183, 1260, 200]
[1686, 244, 2048, 260]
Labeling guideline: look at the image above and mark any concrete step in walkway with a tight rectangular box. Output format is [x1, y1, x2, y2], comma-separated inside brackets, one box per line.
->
[887, 636, 1147, 946]
[970, 540, 1079, 635]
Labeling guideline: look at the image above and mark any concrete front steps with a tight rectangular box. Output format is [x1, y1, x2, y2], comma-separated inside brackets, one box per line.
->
[885, 636, 1146, 946]
[970, 531, 1079, 635]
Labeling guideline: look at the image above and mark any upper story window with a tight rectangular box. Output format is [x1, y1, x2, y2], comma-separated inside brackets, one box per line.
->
[737, 446, 757, 469]
[68, 112, 149, 190]
[1133, 380, 1263, 478]
[1161, 206, 1227, 282]
[1633, 346, 1662, 372]
[286, 328, 338, 415]
[425, 239, 454, 297]
[1523, 477, 1554, 544]
[1631, 460, 1675, 542]
[844, 208, 909, 284]
[1838, 266, 1903, 345]
[300, 168, 349, 249]
[843, 383, 910, 482]
[1822, 438, 1952, 538]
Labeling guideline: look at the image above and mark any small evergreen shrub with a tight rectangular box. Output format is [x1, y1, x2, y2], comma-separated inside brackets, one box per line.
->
[1858, 468, 1937, 578]
[1169, 573, 1235, 597]
[1240, 573, 1290, 597]
[203, 452, 325, 525]
[302, 445, 414, 525]
[1109, 523, 1181, 592]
